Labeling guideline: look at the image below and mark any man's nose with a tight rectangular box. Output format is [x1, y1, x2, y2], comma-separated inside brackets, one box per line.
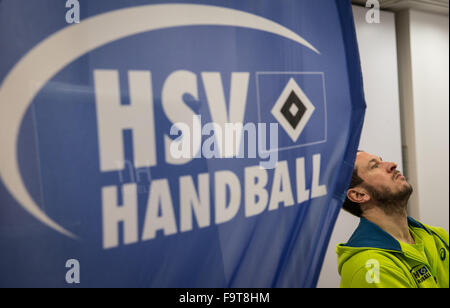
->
[386, 162, 397, 173]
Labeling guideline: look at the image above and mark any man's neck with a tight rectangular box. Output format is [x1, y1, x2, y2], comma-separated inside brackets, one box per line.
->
[363, 206, 415, 244]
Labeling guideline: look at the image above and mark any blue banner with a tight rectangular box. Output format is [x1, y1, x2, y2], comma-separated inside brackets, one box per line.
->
[0, 0, 365, 287]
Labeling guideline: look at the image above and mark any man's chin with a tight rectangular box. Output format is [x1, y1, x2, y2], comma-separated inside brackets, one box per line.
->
[403, 182, 413, 195]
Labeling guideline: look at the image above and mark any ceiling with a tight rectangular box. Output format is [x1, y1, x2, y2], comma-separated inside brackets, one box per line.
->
[351, 0, 449, 15]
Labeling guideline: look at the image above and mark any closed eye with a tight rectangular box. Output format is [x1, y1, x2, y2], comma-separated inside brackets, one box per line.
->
[368, 157, 382, 169]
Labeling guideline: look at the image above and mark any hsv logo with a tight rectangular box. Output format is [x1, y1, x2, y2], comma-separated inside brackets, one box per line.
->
[256, 72, 327, 151]
[410, 265, 432, 284]
[271, 78, 315, 142]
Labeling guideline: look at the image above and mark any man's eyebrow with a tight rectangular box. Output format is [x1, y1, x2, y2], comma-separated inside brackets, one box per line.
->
[368, 157, 382, 167]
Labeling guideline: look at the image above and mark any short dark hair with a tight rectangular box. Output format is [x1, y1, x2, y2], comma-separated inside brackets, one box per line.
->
[342, 151, 364, 217]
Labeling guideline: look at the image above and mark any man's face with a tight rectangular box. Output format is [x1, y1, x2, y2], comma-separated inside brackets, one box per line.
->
[354, 151, 412, 206]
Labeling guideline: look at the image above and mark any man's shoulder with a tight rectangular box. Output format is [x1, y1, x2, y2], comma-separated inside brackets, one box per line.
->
[409, 217, 449, 244]
[425, 224, 448, 240]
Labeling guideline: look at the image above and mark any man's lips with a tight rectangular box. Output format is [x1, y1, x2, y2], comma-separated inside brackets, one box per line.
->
[395, 172, 404, 180]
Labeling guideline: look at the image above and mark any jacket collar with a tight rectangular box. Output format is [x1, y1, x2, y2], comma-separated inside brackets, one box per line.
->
[407, 217, 432, 235]
[344, 217, 430, 252]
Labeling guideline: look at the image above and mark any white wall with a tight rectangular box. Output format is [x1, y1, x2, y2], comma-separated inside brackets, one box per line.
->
[317, 6, 403, 288]
[397, 10, 449, 232]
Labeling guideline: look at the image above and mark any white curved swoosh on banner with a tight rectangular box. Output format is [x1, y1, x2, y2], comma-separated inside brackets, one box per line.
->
[0, 4, 320, 239]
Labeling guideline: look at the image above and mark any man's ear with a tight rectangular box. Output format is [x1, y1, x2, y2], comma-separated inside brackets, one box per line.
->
[347, 187, 370, 204]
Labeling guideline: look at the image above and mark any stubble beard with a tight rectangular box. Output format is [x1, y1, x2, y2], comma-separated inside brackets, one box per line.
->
[363, 181, 413, 216]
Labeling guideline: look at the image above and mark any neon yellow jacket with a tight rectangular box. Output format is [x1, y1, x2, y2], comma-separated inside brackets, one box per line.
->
[336, 217, 449, 288]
